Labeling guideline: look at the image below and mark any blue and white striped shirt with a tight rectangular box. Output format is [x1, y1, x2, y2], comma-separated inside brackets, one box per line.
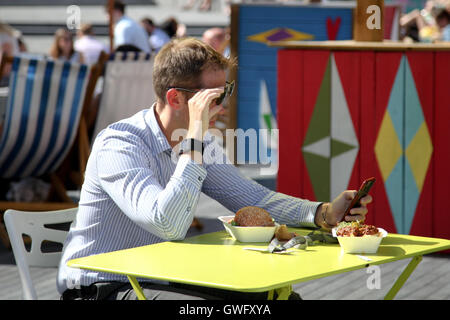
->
[57, 106, 321, 293]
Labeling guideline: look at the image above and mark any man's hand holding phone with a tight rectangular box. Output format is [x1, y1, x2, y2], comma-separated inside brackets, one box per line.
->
[315, 178, 375, 229]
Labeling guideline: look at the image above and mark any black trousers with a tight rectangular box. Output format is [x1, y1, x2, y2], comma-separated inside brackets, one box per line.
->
[61, 281, 302, 300]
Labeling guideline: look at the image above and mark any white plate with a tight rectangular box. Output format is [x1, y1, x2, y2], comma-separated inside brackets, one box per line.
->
[332, 227, 388, 254]
[218, 215, 278, 243]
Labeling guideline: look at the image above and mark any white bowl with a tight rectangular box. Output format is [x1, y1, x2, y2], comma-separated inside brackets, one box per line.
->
[332, 227, 388, 254]
[218, 215, 278, 243]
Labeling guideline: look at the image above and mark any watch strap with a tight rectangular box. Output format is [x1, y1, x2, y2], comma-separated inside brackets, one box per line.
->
[178, 138, 204, 156]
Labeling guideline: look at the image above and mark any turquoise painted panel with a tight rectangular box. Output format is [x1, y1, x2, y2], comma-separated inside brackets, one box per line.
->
[382, 54, 406, 234]
[387, 55, 405, 145]
[385, 155, 405, 234]
[385, 0, 425, 12]
[404, 57, 425, 147]
[404, 159, 420, 235]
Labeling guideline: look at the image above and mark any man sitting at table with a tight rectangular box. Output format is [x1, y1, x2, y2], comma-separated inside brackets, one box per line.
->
[57, 37, 372, 300]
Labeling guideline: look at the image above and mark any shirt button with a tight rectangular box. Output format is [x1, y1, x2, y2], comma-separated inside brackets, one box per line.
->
[198, 176, 203, 182]
[187, 206, 191, 212]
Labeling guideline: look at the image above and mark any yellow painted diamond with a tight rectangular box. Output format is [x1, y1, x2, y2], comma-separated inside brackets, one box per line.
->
[247, 28, 314, 44]
[405, 121, 433, 193]
[375, 112, 403, 183]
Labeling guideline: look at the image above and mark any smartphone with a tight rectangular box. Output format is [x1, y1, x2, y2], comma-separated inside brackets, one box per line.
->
[341, 177, 376, 221]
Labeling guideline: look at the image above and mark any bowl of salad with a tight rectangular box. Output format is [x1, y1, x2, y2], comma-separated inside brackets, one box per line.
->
[332, 221, 387, 254]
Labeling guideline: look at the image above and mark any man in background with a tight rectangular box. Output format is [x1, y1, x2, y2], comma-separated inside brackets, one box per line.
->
[436, 9, 450, 41]
[107, 0, 150, 53]
[202, 27, 229, 57]
[75, 24, 109, 65]
[141, 18, 171, 53]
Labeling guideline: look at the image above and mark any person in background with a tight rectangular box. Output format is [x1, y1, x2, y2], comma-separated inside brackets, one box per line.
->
[399, 0, 450, 42]
[160, 17, 178, 39]
[75, 23, 109, 65]
[0, 22, 20, 87]
[107, 0, 150, 53]
[202, 27, 229, 57]
[165, 16, 187, 39]
[17, 35, 27, 53]
[140, 18, 170, 53]
[436, 9, 450, 41]
[160, 17, 187, 39]
[0, 22, 19, 58]
[176, 23, 187, 38]
[49, 28, 84, 63]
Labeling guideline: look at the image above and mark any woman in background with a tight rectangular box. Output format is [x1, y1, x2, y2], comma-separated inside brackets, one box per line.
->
[0, 22, 20, 87]
[49, 28, 84, 63]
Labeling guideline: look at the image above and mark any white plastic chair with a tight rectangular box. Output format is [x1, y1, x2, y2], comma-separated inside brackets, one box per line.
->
[4, 207, 77, 300]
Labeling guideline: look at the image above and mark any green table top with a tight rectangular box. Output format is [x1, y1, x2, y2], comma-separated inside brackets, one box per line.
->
[67, 228, 450, 293]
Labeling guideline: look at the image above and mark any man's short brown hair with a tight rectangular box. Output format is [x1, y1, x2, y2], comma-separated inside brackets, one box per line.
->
[153, 37, 234, 103]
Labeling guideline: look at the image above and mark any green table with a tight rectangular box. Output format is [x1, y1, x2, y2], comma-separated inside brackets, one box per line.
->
[67, 228, 450, 300]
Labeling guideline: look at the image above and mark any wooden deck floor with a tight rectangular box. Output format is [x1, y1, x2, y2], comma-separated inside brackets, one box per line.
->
[1, 193, 449, 300]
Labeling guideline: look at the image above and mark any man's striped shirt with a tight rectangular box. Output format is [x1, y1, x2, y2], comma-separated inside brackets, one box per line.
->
[57, 106, 321, 293]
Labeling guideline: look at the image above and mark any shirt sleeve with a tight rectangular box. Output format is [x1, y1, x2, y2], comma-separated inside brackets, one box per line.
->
[96, 130, 206, 240]
[201, 139, 322, 228]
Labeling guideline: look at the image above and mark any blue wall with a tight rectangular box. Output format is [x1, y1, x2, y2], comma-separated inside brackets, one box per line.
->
[236, 5, 353, 162]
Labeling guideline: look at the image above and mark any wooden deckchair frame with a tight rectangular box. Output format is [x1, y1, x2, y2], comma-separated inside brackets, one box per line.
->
[0, 52, 108, 248]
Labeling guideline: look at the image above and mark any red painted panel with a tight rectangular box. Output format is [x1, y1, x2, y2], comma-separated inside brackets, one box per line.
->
[277, 49, 303, 197]
[301, 50, 331, 201]
[383, 6, 395, 39]
[406, 52, 434, 237]
[334, 51, 361, 201]
[433, 52, 450, 240]
[374, 52, 403, 234]
[359, 51, 377, 226]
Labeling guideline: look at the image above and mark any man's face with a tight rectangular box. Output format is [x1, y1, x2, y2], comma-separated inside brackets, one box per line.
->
[199, 68, 227, 127]
[106, 9, 122, 24]
[141, 21, 154, 35]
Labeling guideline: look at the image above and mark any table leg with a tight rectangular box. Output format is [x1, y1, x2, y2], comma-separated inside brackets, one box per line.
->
[127, 275, 147, 300]
[384, 255, 422, 300]
[268, 285, 292, 300]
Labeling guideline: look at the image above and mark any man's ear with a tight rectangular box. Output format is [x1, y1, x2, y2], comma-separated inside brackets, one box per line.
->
[166, 88, 184, 110]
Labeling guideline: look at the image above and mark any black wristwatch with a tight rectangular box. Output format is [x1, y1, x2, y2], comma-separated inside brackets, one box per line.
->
[178, 138, 204, 156]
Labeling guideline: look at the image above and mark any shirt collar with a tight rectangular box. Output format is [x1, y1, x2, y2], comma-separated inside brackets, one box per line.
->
[117, 15, 129, 23]
[146, 104, 172, 156]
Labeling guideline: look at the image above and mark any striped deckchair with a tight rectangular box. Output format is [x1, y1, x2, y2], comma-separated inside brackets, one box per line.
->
[0, 57, 90, 180]
[0, 54, 107, 247]
[92, 51, 156, 139]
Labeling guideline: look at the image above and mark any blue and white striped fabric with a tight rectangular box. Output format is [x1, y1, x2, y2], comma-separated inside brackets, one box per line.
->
[57, 105, 322, 293]
[92, 51, 155, 139]
[109, 51, 151, 62]
[0, 56, 90, 179]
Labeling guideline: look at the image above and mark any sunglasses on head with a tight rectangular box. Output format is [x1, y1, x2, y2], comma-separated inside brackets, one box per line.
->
[167, 80, 235, 106]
